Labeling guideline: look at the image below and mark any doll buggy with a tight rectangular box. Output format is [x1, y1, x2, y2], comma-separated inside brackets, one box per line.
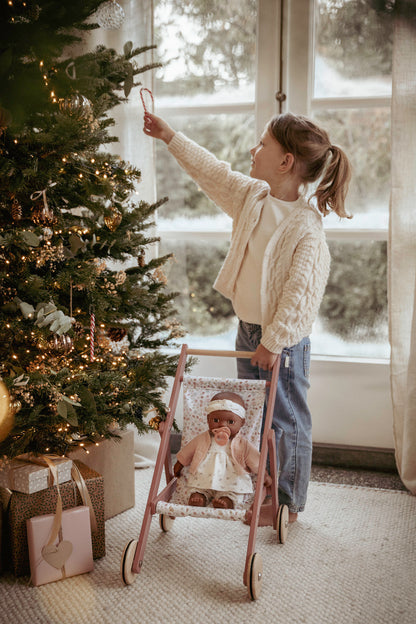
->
[120, 345, 289, 601]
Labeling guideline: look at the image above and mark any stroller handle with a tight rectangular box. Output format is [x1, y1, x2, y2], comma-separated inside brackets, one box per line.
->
[187, 348, 254, 359]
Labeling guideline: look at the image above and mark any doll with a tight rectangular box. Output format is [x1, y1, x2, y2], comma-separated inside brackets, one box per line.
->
[174, 391, 271, 509]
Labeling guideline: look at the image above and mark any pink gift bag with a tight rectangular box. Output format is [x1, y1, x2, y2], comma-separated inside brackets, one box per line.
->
[27, 505, 93, 586]
[26, 456, 95, 586]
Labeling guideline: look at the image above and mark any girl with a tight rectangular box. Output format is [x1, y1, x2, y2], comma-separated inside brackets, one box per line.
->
[143, 111, 351, 524]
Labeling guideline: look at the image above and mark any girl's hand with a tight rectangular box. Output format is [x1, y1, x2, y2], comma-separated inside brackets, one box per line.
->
[143, 112, 175, 144]
[250, 343, 279, 371]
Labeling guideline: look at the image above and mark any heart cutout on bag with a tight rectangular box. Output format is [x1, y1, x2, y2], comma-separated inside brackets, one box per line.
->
[41, 540, 73, 569]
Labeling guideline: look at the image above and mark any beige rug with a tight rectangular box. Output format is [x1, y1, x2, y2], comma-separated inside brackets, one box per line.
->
[1, 469, 415, 624]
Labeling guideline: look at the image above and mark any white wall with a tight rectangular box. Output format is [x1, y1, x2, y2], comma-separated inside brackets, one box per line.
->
[309, 358, 393, 448]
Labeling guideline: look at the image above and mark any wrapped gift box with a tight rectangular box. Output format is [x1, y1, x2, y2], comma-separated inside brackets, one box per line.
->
[0, 456, 72, 494]
[69, 428, 134, 519]
[0, 488, 8, 574]
[27, 505, 94, 586]
[0, 460, 105, 577]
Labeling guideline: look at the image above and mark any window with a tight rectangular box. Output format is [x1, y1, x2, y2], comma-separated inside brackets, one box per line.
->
[258, 0, 392, 359]
[154, 0, 257, 348]
[311, 0, 391, 359]
[153, 0, 391, 360]
[153, 0, 394, 448]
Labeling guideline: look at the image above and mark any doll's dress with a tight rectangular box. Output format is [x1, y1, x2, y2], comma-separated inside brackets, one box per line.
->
[187, 439, 253, 494]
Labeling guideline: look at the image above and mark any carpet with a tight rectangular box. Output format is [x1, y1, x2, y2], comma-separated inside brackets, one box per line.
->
[1, 469, 415, 624]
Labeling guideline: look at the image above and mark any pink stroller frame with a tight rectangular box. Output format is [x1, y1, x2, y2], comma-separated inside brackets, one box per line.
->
[120, 345, 289, 600]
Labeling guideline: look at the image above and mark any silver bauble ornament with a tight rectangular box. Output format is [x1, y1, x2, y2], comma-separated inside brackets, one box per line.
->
[95, 1, 125, 30]
[58, 94, 93, 120]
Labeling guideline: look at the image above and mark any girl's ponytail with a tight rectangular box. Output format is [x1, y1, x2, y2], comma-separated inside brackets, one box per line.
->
[313, 145, 352, 219]
[269, 113, 352, 219]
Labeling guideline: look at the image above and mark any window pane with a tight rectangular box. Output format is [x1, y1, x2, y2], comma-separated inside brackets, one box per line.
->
[314, 0, 393, 98]
[312, 240, 389, 358]
[154, 0, 257, 105]
[159, 237, 237, 347]
[156, 113, 255, 227]
[160, 239, 389, 359]
[313, 108, 390, 228]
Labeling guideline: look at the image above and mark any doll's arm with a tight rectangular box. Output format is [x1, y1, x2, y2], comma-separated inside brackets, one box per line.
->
[174, 460, 184, 478]
[176, 431, 209, 465]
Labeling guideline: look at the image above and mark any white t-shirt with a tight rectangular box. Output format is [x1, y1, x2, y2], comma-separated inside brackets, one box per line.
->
[233, 194, 300, 324]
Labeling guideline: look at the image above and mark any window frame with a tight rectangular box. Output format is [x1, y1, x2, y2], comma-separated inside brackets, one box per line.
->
[153, 0, 394, 448]
[155, 0, 390, 361]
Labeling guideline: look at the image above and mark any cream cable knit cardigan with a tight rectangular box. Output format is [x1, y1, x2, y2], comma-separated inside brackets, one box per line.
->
[168, 132, 331, 354]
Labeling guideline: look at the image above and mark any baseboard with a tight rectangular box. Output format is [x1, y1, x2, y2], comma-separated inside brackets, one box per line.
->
[171, 434, 398, 474]
[312, 443, 397, 473]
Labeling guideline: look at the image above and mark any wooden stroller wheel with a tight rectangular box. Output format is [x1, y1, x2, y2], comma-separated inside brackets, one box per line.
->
[246, 552, 263, 601]
[159, 514, 175, 532]
[121, 539, 138, 585]
[276, 504, 289, 544]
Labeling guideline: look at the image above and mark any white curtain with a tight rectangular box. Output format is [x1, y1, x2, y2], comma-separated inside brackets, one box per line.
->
[389, 10, 416, 495]
[87, 0, 156, 203]
[87, 1, 160, 467]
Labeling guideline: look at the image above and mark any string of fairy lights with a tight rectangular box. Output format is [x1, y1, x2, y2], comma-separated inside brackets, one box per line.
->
[1, 14, 145, 450]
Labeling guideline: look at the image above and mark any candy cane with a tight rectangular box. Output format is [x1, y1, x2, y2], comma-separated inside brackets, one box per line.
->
[90, 306, 95, 362]
[140, 87, 154, 114]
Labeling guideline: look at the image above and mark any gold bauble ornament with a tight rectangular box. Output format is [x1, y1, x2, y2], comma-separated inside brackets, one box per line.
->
[58, 94, 93, 121]
[0, 381, 14, 443]
[104, 207, 122, 232]
[11, 198, 22, 221]
[148, 415, 162, 431]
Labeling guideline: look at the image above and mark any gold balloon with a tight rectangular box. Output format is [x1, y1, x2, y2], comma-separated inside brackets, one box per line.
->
[0, 381, 14, 443]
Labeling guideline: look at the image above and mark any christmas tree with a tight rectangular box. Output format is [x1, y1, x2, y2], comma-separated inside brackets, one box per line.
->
[0, 0, 184, 459]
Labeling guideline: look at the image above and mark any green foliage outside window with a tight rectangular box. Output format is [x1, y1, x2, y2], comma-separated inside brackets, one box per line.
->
[321, 241, 388, 342]
[160, 240, 234, 336]
[316, 0, 393, 78]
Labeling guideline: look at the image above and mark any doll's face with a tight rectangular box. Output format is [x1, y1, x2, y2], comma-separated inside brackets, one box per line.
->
[207, 410, 244, 439]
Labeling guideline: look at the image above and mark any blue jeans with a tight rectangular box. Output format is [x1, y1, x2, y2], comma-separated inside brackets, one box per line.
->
[235, 320, 312, 513]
